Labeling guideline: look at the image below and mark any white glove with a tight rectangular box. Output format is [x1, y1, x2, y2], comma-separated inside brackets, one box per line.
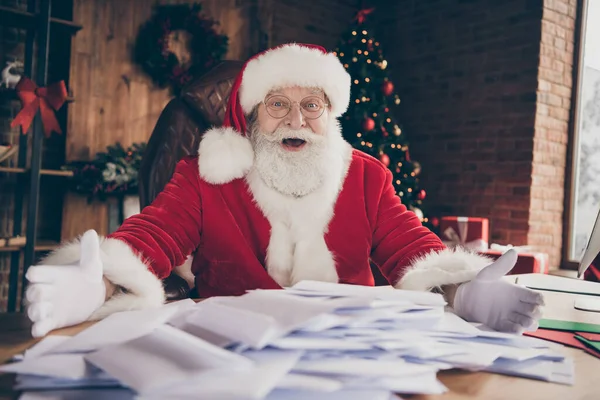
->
[25, 230, 106, 338]
[453, 249, 544, 333]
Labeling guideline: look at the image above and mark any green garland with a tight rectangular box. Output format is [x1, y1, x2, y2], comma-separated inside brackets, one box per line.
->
[132, 3, 229, 94]
[63, 143, 146, 202]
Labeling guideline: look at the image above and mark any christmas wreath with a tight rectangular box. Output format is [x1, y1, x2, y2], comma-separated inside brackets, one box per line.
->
[132, 3, 228, 94]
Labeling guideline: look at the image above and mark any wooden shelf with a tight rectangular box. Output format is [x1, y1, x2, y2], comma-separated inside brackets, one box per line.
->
[0, 6, 82, 34]
[0, 240, 60, 253]
[0, 167, 74, 177]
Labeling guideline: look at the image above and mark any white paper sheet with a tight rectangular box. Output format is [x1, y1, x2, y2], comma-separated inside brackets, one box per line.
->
[275, 373, 343, 392]
[0, 354, 92, 380]
[18, 388, 135, 400]
[264, 389, 399, 400]
[85, 324, 254, 394]
[21, 336, 71, 359]
[49, 305, 182, 354]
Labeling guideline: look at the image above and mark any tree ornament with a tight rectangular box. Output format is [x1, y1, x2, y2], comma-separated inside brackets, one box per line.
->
[431, 217, 440, 227]
[362, 117, 375, 131]
[382, 80, 394, 96]
[411, 206, 424, 221]
[417, 189, 426, 200]
[379, 153, 390, 166]
[380, 59, 388, 69]
[394, 125, 401, 136]
[394, 96, 401, 105]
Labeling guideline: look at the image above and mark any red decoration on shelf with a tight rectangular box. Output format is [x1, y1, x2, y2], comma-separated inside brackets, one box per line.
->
[417, 189, 426, 200]
[379, 153, 390, 166]
[382, 81, 394, 96]
[11, 77, 67, 137]
[362, 117, 375, 131]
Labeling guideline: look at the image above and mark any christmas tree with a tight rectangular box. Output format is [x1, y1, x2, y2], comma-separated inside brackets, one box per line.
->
[334, 8, 436, 230]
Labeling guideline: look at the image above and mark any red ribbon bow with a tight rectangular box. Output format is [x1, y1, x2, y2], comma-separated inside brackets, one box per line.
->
[354, 7, 375, 24]
[10, 77, 68, 137]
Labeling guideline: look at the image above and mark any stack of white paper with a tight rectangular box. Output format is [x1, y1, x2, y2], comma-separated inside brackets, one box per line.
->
[0, 282, 574, 399]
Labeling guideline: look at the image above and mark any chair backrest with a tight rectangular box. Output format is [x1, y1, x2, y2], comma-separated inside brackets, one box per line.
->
[138, 60, 244, 208]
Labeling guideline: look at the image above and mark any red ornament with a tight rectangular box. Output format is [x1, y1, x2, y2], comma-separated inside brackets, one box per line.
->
[379, 153, 390, 166]
[382, 81, 394, 96]
[431, 217, 439, 227]
[362, 117, 375, 131]
[417, 189, 426, 200]
[381, 127, 389, 137]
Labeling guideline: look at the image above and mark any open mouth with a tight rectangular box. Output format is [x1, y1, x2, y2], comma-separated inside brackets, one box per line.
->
[282, 138, 307, 151]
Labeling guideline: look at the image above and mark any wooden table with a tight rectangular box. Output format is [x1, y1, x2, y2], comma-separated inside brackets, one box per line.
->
[1, 289, 600, 400]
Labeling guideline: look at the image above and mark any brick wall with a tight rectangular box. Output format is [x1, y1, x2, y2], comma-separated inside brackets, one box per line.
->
[374, 0, 577, 268]
[270, 0, 360, 49]
[529, 0, 576, 267]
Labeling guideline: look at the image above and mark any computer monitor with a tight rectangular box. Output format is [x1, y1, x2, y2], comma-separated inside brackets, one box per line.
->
[578, 207, 600, 278]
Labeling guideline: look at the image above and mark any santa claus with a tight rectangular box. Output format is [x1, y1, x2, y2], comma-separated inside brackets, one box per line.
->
[25, 43, 544, 338]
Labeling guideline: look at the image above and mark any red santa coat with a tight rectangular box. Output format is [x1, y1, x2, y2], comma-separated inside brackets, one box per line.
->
[42, 127, 493, 320]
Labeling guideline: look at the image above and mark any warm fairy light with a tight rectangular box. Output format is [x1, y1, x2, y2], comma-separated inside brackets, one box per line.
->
[391, 144, 396, 148]
[340, 52, 344, 57]
[395, 97, 400, 104]
[361, 141, 366, 146]
[364, 51, 369, 55]
[362, 39, 367, 43]
[372, 113, 377, 117]
[396, 180, 401, 185]
[408, 188, 413, 192]
[386, 118, 391, 122]
[355, 99, 360, 103]
[352, 57, 357, 62]
[362, 30, 367, 35]
[398, 162, 402, 166]
[357, 50, 362, 54]
[375, 41, 379, 46]
[367, 142, 373, 147]
[411, 172, 415, 176]
[352, 31, 357, 35]
[368, 39, 373, 43]
[361, 96, 367, 101]
[365, 78, 370, 82]
[344, 64, 349, 68]
[357, 133, 362, 137]
[399, 192, 404, 196]
[354, 79, 359, 84]
[367, 59, 372, 63]
[424, 218, 429, 222]
[404, 174, 408, 178]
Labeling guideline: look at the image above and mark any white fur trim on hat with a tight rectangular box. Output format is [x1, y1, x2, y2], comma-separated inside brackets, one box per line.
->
[198, 126, 254, 184]
[240, 44, 351, 118]
[39, 236, 166, 320]
[395, 248, 494, 291]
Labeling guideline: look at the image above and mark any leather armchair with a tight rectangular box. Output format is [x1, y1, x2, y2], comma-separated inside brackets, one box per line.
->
[138, 60, 244, 300]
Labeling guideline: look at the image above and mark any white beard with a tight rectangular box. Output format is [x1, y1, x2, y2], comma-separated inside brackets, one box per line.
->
[250, 124, 335, 197]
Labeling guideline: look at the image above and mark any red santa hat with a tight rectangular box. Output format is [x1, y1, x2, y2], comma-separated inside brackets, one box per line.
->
[221, 42, 352, 136]
[198, 43, 351, 185]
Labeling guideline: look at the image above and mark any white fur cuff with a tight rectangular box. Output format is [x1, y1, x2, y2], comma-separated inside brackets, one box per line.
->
[395, 248, 494, 291]
[40, 237, 166, 320]
[198, 126, 254, 184]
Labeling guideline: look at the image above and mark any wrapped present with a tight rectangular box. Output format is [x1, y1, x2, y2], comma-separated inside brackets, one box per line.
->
[440, 216, 489, 252]
[481, 244, 549, 275]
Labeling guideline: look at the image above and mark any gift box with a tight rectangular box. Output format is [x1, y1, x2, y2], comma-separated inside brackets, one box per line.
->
[439, 216, 489, 252]
[480, 245, 549, 275]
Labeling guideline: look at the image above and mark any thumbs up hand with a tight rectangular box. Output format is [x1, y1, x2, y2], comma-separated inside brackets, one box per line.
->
[25, 230, 106, 337]
[452, 249, 545, 333]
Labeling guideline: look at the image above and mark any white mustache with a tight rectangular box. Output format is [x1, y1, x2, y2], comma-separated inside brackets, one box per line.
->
[260, 127, 324, 144]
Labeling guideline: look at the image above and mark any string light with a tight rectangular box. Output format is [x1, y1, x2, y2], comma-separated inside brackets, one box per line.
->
[354, 79, 359, 84]
[399, 192, 404, 196]
[340, 52, 344, 57]
[391, 144, 396, 148]
[386, 118, 391, 123]
[367, 59, 372, 63]
[357, 50, 362, 54]
[357, 133, 362, 137]
[361, 96, 367, 101]
[396, 180, 401, 185]
[411, 172, 415, 177]
[352, 31, 357, 35]
[362, 30, 367, 35]
[365, 78, 370, 82]
[344, 64, 349, 68]
[352, 57, 357, 62]
[375, 41, 380, 46]
[372, 112, 378, 117]
[408, 188, 413, 193]
[355, 99, 360, 103]
[364, 51, 369, 55]
[361, 141, 366, 146]
[333, 52, 337, 56]
[362, 39, 367, 43]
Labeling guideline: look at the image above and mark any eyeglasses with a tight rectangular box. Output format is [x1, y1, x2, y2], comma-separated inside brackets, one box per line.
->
[263, 95, 329, 119]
